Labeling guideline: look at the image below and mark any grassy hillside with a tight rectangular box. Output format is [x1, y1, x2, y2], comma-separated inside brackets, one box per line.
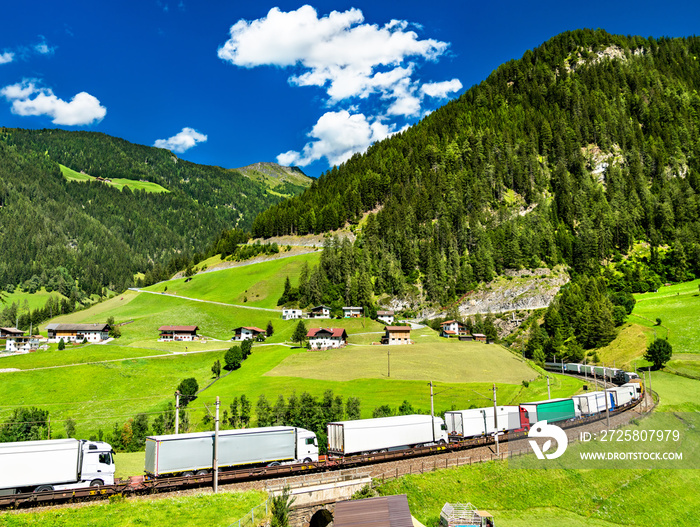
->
[60, 164, 169, 193]
[143, 250, 322, 310]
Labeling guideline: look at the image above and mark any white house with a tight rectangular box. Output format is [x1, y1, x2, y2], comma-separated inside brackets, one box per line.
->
[440, 320, 468, 338]
[5, 335, 41, 352]
[342, 306, 363, 318]
[308, 305, 331, 319]
[232, 326, 266, 341]
[46, 323, 110, 343]
[376, 310, 395, 324]
[306, 328, 348, 349]
[0, 327, 25, 339]
[282, 309, 303, 320]
[158, 325, 199, 341]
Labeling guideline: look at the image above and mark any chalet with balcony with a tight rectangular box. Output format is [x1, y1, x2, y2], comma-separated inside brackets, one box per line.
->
[440, 320, 468, 338]
[309, 305, 331, 319]
[232, 326, 266, 341]
[342, 306, 363, 318]
[47, 323, 110, 343]
[306, 327, 347, 349]
[158, 325, 199, 341]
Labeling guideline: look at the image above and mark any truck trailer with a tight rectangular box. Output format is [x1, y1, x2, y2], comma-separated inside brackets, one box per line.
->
[145, 426, 317, 477]
[572, 391, 612, 415]
[0, 439, 115, 495]
[327, 414, 448, 456]
[519, 398, 578, 426]
[444, 406, 523, 439]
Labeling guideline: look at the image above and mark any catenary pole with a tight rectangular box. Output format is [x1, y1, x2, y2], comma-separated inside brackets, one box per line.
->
[175, 391, 180, 435]
[214, 396, 220, 493]
[493, 383, 499, 455]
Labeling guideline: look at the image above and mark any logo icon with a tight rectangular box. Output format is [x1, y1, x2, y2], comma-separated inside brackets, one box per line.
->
[528, 420, 568, 460]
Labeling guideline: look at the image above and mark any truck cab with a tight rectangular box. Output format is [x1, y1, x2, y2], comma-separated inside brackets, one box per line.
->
[295, 428, 319, 463]
[79, 441, 115, 487]
[434, 417, 449, 444]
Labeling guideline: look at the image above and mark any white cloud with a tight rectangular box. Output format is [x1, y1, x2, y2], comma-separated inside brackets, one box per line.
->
[0, 52, 14, 65]
[420, 78, 463, 98]
[1, 80, 106, 125]
[34, 36, 55, 55]
[277, 110, 393, 167]
[154, 127, 207, 153]
[220, 6, 462, 167]
[218, 5, 448, 106]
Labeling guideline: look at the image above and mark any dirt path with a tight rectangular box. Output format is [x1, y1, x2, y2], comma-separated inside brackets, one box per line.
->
[130, 288, 279, 313]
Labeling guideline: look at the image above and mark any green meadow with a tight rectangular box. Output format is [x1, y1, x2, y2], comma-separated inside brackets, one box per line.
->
[60, 164, 168, 193]
[143, 250, 321, 309]
[1, 288, 66, 311]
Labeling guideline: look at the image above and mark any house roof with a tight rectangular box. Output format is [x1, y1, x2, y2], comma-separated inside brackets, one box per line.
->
[311, 305, 331, 310]
[233, 326, 265, 333]
[307, 327, 348, 338]
[46, 323, 111, 331]
[159, 325, 199, 332]
[343, 306, 363, 310]
[472, 333, 487, 337]
[0, 327, 25, 335]
[377, 310, 394, 316]
[385, 326, 410, 332]
[334, 495, 413, 527]
[443, 330, 456, 335]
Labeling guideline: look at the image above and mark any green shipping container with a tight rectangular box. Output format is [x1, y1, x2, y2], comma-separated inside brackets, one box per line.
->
[521, 398, 576, 424]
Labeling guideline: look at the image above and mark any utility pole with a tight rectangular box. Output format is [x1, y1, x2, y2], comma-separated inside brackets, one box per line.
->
[493, 384, 499, 455]
[387, 349, 390, 378]
[546, 376, 551, 399]
[175, 391, 181, 435]
[604, 387, 610, 428]
[584, 357, 588, 383]
[647, 367, 652, 402]
[214, 396, 220, 493]
[428, 381, 435, 443]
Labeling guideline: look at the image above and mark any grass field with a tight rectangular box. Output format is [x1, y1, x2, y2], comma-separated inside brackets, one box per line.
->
[632, 278, 700, 355]
[1, 288, 67, 311]
[59, 164, 168, 193]
[0, 490, 266, 527]
[143, 251, 321, 309]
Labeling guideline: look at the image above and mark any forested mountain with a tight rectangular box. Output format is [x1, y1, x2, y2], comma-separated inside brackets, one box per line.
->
[0, 128, 309, 297]
[253, 30, 700, 359]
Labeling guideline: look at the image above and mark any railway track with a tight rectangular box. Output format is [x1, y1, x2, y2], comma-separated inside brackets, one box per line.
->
[0, 394, 647, 510]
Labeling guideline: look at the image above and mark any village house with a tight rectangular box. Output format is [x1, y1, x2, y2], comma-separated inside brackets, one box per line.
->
[308, 305, 331, 319]
[381, 326, 412, 345]
[46, 323, 111, 343]
[306, 327, 348, 349]
[376, 310, 395, 324]
[0, 327, 25, 339]
[232, 326, 266, 341]
[158, 325, 199, 341]
[440, 320, 468, 338]
[282, 308, 303, 320]
[472, 333, 487, 342]
[342, 306, 363, 318]
[5, 335, 41, 352]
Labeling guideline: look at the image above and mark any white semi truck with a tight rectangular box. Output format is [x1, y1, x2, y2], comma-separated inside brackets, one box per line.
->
[144, 426, 318, 477]
[326, 414, 448, 456]
[444, 406, 523, 439]
[0, 439, 115, 495]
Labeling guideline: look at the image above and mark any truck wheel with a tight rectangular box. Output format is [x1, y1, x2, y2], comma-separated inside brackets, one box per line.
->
[303, 458, 312, 463]
[35, 485, 54, 492]
[90, 479, 104, 487]
[195, 470, 209, 476]
[267, 462, 281, 467]
[182, 471, 195, 477]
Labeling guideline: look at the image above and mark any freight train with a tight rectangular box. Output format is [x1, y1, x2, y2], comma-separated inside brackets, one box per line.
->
[0, 384, 643, 495]
[544, 361, 641, 385]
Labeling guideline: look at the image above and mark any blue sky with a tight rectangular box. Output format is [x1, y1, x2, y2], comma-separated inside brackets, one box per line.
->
[1, 0, 699, 178]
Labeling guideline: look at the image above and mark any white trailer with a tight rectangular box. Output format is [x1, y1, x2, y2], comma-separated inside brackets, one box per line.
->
[572, 391, 609, 415]
[445, 406, 522, 439]
[145, 426, 317, 477]
[0, 439, 115, 495]
[326, 414, 448, 456]
[609, 385, 635, 407]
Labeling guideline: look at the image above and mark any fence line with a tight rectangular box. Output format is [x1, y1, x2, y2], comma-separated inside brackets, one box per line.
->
[228, 498, 270, 527]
